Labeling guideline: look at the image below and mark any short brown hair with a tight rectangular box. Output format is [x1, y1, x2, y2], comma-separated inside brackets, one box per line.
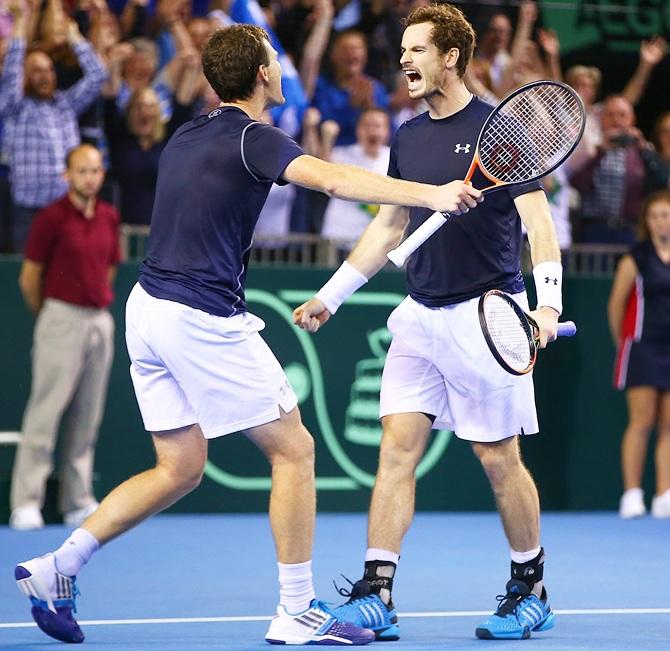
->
[638, 189, 670, 240]
[404, 4, 476, 78]
[202, 25, 270, 102]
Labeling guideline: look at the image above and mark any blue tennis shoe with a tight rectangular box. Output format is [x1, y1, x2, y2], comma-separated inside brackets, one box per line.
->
[331, 579, 400, 641]
[475, 579, 555, 640]
[15, 553, 84, 643]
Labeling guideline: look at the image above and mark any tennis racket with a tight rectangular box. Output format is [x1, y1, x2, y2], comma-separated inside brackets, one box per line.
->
[478, 289, 577, 376]
[387, 80, 585, 267]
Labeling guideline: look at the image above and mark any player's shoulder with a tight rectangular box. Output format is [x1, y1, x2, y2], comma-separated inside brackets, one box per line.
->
[458, 95, 495, 127]
[171, 106, 256, 142]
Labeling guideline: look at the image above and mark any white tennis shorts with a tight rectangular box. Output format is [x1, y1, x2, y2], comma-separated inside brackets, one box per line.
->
[379, 294, 538, 442]
[125, 283, 297, 438]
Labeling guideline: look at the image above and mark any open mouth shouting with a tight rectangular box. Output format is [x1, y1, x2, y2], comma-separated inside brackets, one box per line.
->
[403, 68, 423, 92]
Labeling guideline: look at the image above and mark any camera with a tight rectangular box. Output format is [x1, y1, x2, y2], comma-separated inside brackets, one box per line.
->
[610, 133, 637, 147]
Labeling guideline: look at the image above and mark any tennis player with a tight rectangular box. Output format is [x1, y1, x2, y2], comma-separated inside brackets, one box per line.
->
[13, 24, 480, 647]
[294, 4, 562, 641]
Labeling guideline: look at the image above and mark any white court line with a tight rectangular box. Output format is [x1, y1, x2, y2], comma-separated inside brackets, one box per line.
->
[2, 608, 670, 629]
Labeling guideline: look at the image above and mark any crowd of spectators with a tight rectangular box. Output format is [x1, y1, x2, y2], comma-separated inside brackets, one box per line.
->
[0, 0, 668, 254]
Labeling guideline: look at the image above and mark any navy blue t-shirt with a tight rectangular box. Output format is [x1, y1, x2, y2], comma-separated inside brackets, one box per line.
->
[631, 240, 670, 344]
[389, 96, 542, 307]
[139, 107, 304, 316]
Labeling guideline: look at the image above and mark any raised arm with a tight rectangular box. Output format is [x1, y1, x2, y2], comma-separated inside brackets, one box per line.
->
[537, 28, 562, 81]
[496, 0, 537, 96]
[299, 0, 333, 101]
[0, 1, 29, 117]
[622, 37, 667, 107]
[607, 254, 637, 347]
[62, 21, 108, 115]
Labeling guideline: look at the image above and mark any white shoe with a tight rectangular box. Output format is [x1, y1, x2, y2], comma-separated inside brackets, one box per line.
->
[619, 488, 646, 519]
[10, 506, 45, 530]
[15, 553, 85, 643]
[651, 489, 670, 518]
[265, 599, 374, 645]
[63, 502, 99, 527]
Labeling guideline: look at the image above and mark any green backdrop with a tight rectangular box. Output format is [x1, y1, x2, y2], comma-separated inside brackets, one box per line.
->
[0, 260, 651, 520]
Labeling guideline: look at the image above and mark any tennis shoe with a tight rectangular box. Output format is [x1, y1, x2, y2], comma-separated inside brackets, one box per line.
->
[619, 488, 646, 519]
[651, 489, 670, 518]
[475, 579, 555, 640]
[332, 578, 400, 641]
[265, 598, 374, 645]
[15, 553, 84, 643]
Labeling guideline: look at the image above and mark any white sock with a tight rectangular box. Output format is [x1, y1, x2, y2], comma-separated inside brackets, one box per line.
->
[278, 560, 315, 615]
[510, 547, 542, 564]
[53, 528, 100, 577]
[365, 548, 400, 565]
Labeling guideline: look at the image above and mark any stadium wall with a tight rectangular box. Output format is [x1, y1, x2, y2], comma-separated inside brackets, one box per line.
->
[0, 261, 652, 521]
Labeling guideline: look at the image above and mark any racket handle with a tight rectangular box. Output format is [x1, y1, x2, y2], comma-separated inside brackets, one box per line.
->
[557, 321, 577, 337]
[387, 211, 449, 267]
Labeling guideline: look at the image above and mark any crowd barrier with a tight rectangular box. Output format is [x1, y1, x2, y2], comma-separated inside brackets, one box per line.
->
[0, 259, 647, 522]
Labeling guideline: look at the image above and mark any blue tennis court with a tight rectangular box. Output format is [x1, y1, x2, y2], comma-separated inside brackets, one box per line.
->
[1, 512, 669, 649]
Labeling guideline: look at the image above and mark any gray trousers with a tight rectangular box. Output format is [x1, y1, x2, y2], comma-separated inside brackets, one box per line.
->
[11, 299, 115, 513]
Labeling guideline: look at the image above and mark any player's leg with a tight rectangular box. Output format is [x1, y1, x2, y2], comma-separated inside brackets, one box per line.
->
[472, 437, 540, 556]
[651, 389, 670, 518]
[472, 436, 554, 640]
[620, 386, 658, 518]
[247, 408, 373, 646]
[331, 299, 448, 641]
[15, 424, 207, 643]
[246, 407, 315, 567]
[331, 413, 433, 641]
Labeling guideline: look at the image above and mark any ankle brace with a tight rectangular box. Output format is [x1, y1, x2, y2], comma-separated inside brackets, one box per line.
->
[363, 560, 395, 605]
[511, 547, 545, 591]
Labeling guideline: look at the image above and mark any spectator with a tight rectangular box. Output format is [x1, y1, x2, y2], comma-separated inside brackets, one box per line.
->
[608, 189, 670, 519]
[105, 86, 190, 225]
[569, 95, 647, 245]
[320, 108, 391, 249]
[564, 65, 603, 172]
[643, 111, 670, 192]
[474, 11, 512, 93]
[9, 144, 120, 531]
[541, 165, 572, 258]
[313, 29, 389, 146]
[566, 38, 666, 174]
[0, 2, 106, 252]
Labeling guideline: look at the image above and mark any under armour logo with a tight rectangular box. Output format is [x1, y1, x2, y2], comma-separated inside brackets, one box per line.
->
[544, 277, 558, 286]
[454, 143, 471, 154]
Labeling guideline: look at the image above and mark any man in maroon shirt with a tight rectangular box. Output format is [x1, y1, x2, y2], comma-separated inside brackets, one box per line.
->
[10, 144, 121, 531]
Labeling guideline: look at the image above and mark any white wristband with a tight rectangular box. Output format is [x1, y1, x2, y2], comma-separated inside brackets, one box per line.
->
[532, 261, 563, 316]
[315, 261, 368, 314]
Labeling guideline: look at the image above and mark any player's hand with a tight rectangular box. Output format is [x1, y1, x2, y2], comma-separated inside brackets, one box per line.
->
[529, 306, 559, 348]
[431, 181, 482, 214]
[293, 298, 331, 333]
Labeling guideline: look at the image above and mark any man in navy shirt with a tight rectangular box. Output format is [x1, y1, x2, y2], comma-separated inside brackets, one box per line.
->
[14, 24, 479, 647]
[295, 4, 562, 643]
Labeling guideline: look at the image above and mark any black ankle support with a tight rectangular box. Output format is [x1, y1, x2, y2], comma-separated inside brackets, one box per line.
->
[363, 561, 395, 599]
[510, 548, 545, 590]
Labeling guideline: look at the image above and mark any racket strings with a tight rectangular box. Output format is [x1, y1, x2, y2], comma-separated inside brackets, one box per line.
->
[479, 84, 583, 183]
[483, 295, 534, 372]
